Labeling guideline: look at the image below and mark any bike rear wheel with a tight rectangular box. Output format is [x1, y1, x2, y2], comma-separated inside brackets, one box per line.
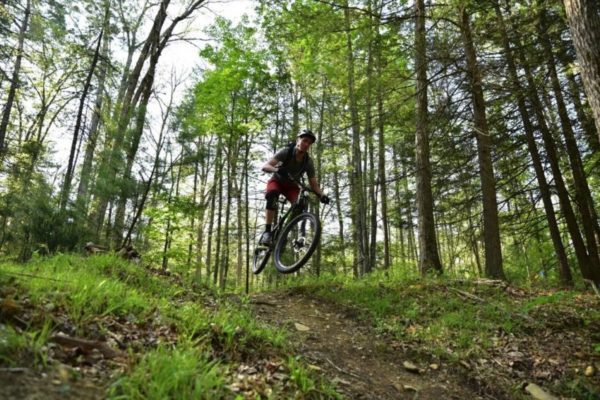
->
[274, 212, 321, 274]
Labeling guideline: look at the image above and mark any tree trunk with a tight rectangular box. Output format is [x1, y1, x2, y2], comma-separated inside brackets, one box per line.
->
[344, 3, 367, 276]
[538, 7, 600, 266]
[242, 136, 251, 292]
[220, 129, 237, 289]
[493, 1, 572, 284]
[61, 29, 105, 211]
[77, 2, 111, 211]
[515, 28, 600, 284]
[331, 138, 347, 273]
[213, 142, 224, 286]
[459, 4, 505, 280]
[113, 51, 159, 245]
[563, 0, 600, 142]
[314, 86, 326, 276]
[162, 159, 180, 271]
[375, 18, 391, 269]
[366, 5, 377, 273]
[194, 137, 213, 284]
[415, 0, 443, 275]
[0, 0, 31, 154]
[204, 182, 216, 283]
[555, 39, 600, 154]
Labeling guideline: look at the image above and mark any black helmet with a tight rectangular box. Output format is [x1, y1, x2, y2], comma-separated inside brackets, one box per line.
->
[297, 129, 316, 143]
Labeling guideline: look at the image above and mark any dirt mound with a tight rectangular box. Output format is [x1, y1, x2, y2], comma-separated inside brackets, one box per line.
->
[250, 289, 490, 399]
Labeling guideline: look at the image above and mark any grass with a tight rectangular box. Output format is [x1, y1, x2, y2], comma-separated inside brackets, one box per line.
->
[109, 340, 225, 400]
[277, 269, 600, 398]
[0, 254, 342, 399]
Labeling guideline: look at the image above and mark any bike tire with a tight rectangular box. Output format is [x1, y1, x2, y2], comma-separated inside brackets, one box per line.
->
[252, 245, 271, 274]
[273, 212, 321, 274]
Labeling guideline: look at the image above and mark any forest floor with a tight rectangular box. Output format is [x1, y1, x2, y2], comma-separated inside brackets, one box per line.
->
[2, 255, 600, 399]
[250, 288, 484, 400]
[249, 284, 600, 400]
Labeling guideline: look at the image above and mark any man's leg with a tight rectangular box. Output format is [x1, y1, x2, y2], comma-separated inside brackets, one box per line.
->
[266, 208, 275, 225]
[261, 186, 280, 245]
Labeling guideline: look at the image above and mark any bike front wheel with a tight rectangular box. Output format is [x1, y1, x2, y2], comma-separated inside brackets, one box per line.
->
[252, 244, 271, 274]
[274, 212, 321, 274]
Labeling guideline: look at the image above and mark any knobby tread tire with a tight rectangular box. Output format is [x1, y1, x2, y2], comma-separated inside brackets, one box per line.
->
[273, 212, 321, 274]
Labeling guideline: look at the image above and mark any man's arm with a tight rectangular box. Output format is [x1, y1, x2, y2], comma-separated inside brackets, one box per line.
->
[261, 158, 279, 173]
[308, 177, 324, 197]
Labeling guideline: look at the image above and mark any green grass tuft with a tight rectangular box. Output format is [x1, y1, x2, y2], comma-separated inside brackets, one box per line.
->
[108, 340, 225, 400]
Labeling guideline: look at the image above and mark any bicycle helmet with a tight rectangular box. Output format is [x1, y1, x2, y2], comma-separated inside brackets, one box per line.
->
[297, 129, 316, 143]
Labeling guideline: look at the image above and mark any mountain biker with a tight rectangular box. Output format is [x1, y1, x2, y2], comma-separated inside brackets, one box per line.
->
[259, 129, 330, 245]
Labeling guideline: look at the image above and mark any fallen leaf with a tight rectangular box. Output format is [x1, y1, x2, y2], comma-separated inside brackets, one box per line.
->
[403, 384, 419, 392]
[294, 323, 310, 331]
[403, 361, 419, 373]
[525, 383, 558, 400]
[584, 365, 596, 377]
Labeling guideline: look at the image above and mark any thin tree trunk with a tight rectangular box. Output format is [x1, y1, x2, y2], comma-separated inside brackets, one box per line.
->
[162, 153, 182, 271]
[331, 145, 347, 273]
[188, 149, 200, 269]
[242, 136, 251, 292]
[493, 1, 572, 284]
[460, 4, 505, 280]
[77, 3, 111, 210]
[113, 55, 157, 245]
[344, 3, 367, 276]
[61, 29, 105, 211]
[366, 4, 377, 273]
[205, 183, 216, 283]
[563, 0, 600, 142]
[538, 8, 600, 261]
[415, 0, 443, 275]
[0, 0, 31, 154]
[213, 143, 224, 286]
[516, 29, 600, 283]
[376, 30, 391, 269]
[220, 138, 235, 289]
[195, 138, 213, 284]
[314, 86, 326, 276]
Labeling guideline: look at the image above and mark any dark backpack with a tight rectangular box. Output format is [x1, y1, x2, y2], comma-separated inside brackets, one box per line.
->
[283, 141, 310, 176]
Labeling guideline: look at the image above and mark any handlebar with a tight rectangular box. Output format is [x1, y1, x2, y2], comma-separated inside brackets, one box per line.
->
[271, 171, 330, 204]
[278, 173, 316, 195]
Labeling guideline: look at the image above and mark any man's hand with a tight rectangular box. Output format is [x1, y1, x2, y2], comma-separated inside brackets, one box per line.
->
[320, 195, 330, 205]
[276, 166, 291, 180]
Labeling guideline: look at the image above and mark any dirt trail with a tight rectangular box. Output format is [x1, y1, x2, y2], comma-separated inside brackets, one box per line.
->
[251, 289, 488, 400]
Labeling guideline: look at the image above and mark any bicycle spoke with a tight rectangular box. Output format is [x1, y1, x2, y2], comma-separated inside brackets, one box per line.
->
[274, 213, 321, 274]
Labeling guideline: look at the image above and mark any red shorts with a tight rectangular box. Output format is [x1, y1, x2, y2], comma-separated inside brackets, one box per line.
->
[266, 178, 300, 203]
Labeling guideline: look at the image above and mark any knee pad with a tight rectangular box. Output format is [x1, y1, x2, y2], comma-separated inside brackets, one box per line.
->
[265, 191, 280, 211]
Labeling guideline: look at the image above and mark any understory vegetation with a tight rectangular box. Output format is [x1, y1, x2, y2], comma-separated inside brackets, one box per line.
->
[0, 254, 339, 399]
[2, 254, 599, 399]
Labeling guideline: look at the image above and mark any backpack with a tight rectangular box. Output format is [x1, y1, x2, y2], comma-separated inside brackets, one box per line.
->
[283, 141, 310, 176]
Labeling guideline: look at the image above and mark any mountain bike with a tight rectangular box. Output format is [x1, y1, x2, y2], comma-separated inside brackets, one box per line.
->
[253, 178, 322, 274]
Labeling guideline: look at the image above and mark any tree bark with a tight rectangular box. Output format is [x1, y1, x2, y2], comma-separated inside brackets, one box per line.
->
[375, 13, 391, 269]
[538, 7, 600, 265]
[344, 3, 367, 276]
[0, 0, 31, 154]
[213, 140, 224, 286]
[61, 29, 105, 211]
[563, 0, 600, 142]
[493, 1, 572, 284]
[366, 2, 377, 273]
[77, 2, 111, 211]
[415, 0, 443, 275]
[459, 4, 505, 280]
[514, 27, 600, 283]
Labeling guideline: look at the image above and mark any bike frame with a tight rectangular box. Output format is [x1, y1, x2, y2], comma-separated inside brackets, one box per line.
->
[253, 177, 323, 275]
[267, 181, 312, 249]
